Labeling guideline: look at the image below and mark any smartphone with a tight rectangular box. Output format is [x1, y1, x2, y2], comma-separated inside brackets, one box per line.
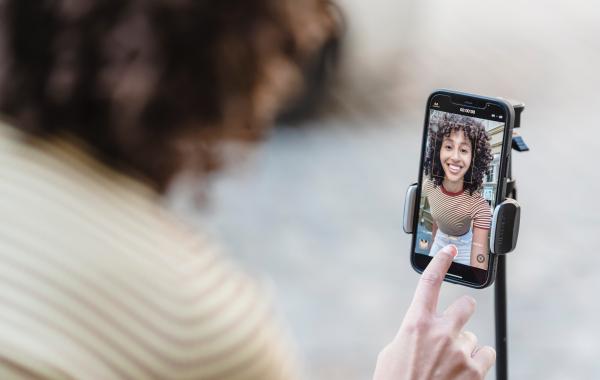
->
[410, 89, 515, 288]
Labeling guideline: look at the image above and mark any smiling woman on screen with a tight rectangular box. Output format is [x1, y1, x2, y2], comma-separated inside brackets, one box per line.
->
[423, 114, 494, 269]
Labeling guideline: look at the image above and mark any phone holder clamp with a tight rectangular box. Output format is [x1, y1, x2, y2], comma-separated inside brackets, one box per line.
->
[402, 98, 527, 255]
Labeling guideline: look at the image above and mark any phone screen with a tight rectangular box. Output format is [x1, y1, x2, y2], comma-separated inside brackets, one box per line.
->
[411, 92, 511, 287]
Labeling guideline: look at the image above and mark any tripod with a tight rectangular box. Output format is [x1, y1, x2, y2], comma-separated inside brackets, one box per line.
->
[495, 101, 527, 380]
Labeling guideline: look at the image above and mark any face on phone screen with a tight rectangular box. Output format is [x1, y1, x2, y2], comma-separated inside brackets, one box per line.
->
[412, 93, 510, 287]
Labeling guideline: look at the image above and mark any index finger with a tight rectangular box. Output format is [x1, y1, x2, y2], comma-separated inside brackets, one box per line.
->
[410, 245, 457, 314]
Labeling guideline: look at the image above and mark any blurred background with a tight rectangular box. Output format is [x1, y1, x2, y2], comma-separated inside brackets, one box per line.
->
[170, 0, 600, 379]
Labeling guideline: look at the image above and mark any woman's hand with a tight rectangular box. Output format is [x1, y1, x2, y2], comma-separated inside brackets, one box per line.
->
[373, 245, 495, 380]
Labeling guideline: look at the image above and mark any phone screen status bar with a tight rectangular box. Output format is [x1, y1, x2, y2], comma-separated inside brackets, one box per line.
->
[431, 101, 504, 121]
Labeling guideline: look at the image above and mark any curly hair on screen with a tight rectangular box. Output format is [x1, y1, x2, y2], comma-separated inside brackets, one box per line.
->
[0, 0, 338, 191]
[423, 113, 493, 195]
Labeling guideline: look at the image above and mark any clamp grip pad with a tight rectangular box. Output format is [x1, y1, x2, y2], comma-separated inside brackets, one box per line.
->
[403, 183, 418, 234]
[490, 199, 520, 255]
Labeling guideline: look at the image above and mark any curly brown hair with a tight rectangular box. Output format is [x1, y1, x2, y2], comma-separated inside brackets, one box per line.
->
[424, 113, 493, 195]
[0, 0, 338, 191]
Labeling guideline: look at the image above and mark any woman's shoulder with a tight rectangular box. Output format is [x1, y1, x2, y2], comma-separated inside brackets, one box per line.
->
[0, 121, 300, 380]
[466, 190, 492, 212]
[469, 190, 488, 203]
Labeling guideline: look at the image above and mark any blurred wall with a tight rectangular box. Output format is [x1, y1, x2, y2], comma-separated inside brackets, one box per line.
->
[332, 0, 600, 115]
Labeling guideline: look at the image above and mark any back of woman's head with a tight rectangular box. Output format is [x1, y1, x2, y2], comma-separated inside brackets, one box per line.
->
[0, 0, 337, 190]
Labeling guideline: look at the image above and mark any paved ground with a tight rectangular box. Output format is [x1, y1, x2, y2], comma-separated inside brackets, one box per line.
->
[170, 1, 600, 379]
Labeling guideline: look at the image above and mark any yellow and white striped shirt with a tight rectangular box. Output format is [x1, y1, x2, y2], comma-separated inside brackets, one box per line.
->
[0, 121, 300, 380]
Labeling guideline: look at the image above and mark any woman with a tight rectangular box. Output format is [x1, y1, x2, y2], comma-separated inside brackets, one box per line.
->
[423, 113, 494, 269]
[0, 1, 495, 379]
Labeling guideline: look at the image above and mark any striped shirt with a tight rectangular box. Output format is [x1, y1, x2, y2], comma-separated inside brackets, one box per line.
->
[0, 121, 301, 380]
[423, 177, 492, 236]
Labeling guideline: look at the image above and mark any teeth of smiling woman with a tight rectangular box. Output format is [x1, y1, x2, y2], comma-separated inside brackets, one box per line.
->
[448, 164, 461, 174]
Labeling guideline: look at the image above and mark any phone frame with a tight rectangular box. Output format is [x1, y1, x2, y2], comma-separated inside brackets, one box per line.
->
[410, 89, 515, 288]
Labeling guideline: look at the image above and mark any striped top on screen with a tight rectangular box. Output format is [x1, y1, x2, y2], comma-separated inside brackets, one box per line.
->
[0, 121, 301, 380]
[422, 177, 492, 236]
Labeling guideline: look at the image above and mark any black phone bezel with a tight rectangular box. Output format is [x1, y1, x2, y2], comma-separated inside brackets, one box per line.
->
[409, 89, 515, 289]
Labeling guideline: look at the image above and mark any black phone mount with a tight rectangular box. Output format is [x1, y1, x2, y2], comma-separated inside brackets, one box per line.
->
[403, 100, 527, 380]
